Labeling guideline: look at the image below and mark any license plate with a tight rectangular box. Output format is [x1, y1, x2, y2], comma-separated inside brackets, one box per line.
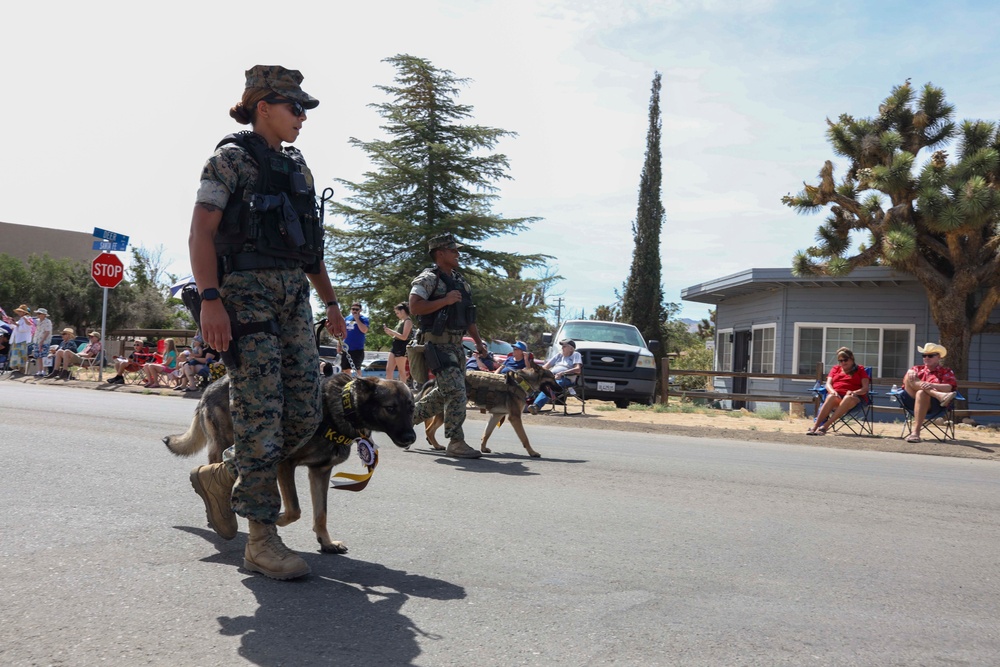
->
[597, 381, 616, 392]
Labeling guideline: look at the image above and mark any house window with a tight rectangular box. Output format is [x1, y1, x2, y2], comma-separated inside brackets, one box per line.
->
[751, 326, 775, 373]
[716, 330, 732, 371]
[794, 324, 914, 378]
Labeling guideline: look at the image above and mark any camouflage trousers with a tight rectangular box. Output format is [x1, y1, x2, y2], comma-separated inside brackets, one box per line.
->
[412, 342, 467, 441]
[219, 269, 321, 524]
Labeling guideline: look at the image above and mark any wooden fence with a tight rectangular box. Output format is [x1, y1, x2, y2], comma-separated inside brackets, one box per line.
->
[660, 360, 1000, 419]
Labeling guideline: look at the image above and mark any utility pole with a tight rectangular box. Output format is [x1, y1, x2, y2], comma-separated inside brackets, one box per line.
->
[553, 297, 564, 327]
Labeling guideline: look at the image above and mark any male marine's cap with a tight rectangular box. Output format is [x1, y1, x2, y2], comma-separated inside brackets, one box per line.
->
[427, 233, 463, 255]
[245, 65, 319, 109]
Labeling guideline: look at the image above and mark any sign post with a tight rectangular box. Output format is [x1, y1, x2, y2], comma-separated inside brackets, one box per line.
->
[91, 252, 125, 381]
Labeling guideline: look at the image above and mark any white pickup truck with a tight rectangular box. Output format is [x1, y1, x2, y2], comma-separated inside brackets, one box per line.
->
[542, 320, 659, 408]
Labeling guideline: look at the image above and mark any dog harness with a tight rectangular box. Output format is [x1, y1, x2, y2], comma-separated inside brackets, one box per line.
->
[466, 370, 532, 411]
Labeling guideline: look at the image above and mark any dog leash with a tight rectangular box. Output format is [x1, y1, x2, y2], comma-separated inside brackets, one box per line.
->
[314, 318, 359, 375]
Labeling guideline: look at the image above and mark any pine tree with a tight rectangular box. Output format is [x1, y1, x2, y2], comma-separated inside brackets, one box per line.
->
[621, 72, 666, 348]
[784, 81, 1000, 380]
[326, 54, 554, 339]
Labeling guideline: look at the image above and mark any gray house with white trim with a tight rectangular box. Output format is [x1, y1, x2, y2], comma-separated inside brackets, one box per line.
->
[681, 266, 1000, 417]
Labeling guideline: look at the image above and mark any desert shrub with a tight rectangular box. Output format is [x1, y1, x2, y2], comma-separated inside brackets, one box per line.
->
[669, 344, 715, 391]
[755, 406, 787, 421]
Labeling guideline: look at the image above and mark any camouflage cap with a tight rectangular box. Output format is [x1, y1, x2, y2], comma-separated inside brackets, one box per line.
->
[427, 233, 463, 255]
[245, 65, 319, 109]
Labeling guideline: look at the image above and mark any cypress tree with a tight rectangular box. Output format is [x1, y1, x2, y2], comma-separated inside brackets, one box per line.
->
[621, 72, 666, 348]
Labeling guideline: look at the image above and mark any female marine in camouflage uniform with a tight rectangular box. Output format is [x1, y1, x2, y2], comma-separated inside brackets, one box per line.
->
[187, 66, 346, 580]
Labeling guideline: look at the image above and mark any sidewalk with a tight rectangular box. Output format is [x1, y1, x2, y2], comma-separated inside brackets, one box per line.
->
[2, 369, 200, 397]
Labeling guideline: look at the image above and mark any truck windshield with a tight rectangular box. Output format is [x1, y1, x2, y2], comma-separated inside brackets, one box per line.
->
[560, 322, 645, 347]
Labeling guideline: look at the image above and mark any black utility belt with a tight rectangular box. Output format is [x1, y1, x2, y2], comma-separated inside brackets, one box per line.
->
[220, 252, 305, 273]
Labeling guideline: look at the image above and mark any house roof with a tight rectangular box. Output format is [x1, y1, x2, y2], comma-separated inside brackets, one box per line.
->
[681, 266, 917, 304]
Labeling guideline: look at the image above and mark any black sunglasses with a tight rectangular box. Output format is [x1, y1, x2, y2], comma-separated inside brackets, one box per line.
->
[922, 353, 940, 358]
[351, 308, 361, 312]
[264, 96, 305, 117]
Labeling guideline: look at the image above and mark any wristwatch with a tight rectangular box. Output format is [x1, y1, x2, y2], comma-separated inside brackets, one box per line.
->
[326, 300, 339, 308]
[201, 288, 221, 301]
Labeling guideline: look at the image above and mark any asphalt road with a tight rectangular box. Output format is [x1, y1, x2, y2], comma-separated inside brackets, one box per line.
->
[1, 381, 998, 667]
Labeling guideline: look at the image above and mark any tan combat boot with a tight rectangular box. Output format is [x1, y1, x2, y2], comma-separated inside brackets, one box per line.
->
[189, 463, 238, 540]
[446, 439, 482, 459]
[244, 521, 311, 580]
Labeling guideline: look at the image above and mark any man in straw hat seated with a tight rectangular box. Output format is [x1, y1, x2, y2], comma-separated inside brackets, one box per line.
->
[899, 342, 958, 443]
[50, 330, 102, 380]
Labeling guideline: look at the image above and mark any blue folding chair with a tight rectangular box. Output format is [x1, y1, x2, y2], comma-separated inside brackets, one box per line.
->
[810, 367, 876, 436]
[888, 388, 964, 441]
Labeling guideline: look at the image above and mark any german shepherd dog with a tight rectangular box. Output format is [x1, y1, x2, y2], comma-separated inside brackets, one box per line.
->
[164, 373, 416, 553]
[423, 359, 560, 458]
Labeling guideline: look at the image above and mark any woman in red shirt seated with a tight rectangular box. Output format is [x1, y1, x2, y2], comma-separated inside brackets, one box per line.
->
[808, 346, 870, 435]
[899, 342, 958, 443]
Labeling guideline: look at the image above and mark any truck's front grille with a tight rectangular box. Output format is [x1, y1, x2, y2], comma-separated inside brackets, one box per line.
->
[582, 350, 636, 371]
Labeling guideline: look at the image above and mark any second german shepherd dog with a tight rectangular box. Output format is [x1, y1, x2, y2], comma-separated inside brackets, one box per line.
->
[164, 373, 416, 553]
[423, 360, 560, 458]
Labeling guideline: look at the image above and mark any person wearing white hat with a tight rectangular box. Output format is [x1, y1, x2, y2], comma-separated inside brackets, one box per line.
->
[9, 305, 33, 375]
[29, 307, 52, 376]
[900, 342, 958, 443]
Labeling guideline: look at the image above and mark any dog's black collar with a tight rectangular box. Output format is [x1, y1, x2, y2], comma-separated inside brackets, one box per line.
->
[341, 380, 364, 431]
[319, 419, 355, 445]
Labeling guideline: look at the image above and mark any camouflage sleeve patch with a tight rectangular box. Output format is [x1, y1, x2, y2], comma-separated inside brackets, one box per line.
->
[196, 180, 231, 209]
[195, 145, 257, 208]
[410, 269, 438, 301]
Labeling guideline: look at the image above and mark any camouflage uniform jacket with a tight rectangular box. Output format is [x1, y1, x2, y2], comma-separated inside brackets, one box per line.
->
[410, 266, 473, 337]
[196, 138, 315, 253]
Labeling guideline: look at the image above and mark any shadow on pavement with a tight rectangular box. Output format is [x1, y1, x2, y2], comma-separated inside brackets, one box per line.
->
[215, 555, 464, 667]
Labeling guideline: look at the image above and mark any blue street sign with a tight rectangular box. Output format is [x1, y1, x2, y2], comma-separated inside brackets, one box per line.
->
[92, 227, 129, 245]
[93, 240, 129, 252]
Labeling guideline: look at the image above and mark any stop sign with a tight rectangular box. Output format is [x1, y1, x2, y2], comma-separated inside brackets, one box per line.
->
[91, 253, 124, 289]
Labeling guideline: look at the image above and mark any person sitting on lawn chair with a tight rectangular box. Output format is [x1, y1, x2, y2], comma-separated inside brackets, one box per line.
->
[494, 340, 529, 373]
[899, 342, 958, 443]
[51, 330, 101, 380]
[466, 349, 496, 371]
[807, 346, 870, 435]
[528, 339, 582, 414]
[107, 339, 150, 384]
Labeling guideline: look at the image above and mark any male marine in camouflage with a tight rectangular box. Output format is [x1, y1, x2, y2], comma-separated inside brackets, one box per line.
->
[410, 234, 488, 459]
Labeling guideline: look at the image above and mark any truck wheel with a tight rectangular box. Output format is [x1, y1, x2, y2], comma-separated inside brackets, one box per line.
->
[614, 399, 630, 409]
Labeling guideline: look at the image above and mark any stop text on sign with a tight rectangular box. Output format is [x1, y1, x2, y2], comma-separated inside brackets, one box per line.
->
[92, 253, 125, 289]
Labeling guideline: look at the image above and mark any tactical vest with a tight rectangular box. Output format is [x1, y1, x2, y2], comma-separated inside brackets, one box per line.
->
[418, 268, 476, 335]
[213, 131, 323, 275]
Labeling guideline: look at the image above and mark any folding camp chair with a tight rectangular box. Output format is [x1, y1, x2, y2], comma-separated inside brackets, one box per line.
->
[809, 367, 876, 436]
[122, 346, 155, 384]
[540, 371, 586, 416]
[889, 388, 964, 442]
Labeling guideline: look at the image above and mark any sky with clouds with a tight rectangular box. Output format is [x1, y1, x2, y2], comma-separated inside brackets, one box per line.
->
[3, 0, 999, 321]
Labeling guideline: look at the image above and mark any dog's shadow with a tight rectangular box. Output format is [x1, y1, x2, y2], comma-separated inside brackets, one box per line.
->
[405, 448, 587, 475]
[176, 526, 463, 667]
